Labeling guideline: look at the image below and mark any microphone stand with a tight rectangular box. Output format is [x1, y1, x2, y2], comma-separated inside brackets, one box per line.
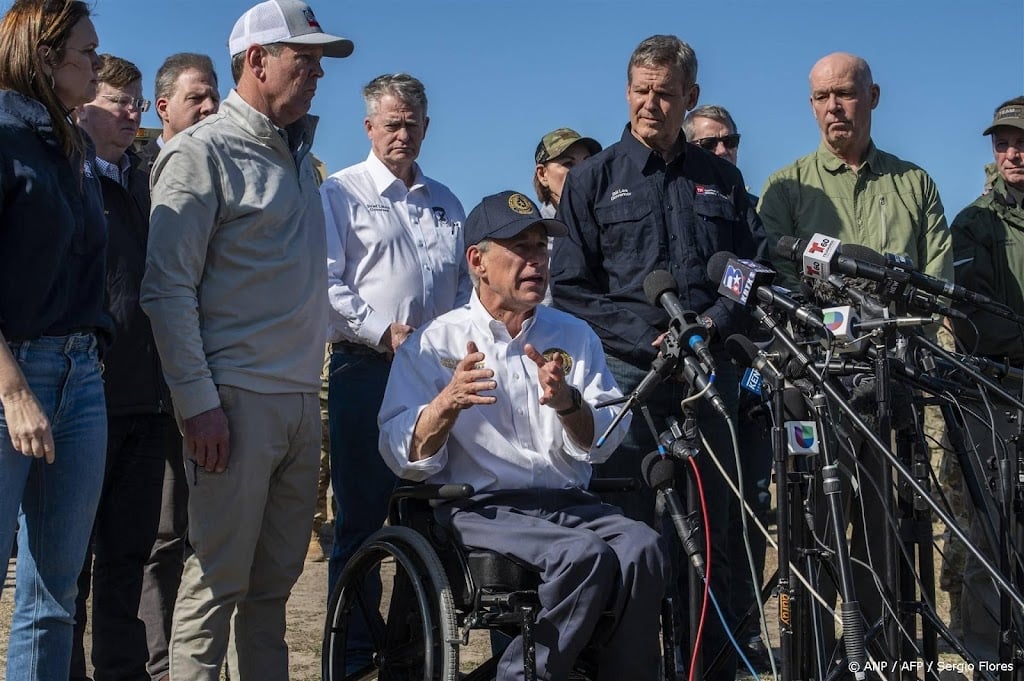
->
[751, 306, 1024, 654]
[911, 335, 1024, 677]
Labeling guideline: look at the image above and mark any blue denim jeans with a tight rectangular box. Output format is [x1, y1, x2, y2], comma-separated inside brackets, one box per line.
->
[0, 333, 107, 681]
[327, 350, 396, 670]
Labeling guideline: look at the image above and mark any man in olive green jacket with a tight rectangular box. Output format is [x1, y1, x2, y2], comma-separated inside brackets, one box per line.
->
[759, 52, 952, 288]
[757, 52, 954, 646]
[950, 96, 1024, 663]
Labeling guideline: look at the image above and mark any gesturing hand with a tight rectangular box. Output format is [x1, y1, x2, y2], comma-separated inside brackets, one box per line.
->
[524, 343, 574, 412]
[438, 341, 497, 413]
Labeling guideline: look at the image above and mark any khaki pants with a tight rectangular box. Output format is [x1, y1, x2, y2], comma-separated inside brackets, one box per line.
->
[169, 386, 320, 681]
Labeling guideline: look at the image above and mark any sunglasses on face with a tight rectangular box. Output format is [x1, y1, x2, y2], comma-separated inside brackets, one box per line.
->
[693, 134, 741, 151]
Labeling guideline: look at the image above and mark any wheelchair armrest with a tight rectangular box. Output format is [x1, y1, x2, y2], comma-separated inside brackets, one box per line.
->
[587, 477, 640, 493]
[393, 483, 476, 501]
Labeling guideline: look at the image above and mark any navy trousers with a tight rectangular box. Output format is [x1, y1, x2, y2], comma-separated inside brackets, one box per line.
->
[436, 488, 668, 681]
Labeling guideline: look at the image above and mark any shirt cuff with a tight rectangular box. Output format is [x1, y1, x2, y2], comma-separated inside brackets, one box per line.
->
[170, 378, 221, 421]
[359, 313, 391, 349]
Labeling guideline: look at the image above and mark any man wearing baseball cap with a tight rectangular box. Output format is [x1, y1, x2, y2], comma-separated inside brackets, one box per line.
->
[533, 127, 601, 218]
[140, 2, 351, 678]
[378, 191, 667, 680]
[949, 96, 1024, 662]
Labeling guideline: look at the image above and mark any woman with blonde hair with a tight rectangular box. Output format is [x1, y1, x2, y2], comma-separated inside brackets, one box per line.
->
[0, 1, 108, 678]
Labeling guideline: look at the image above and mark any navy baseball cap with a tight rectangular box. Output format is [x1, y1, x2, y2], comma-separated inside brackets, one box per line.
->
[464, 191, 568, 247]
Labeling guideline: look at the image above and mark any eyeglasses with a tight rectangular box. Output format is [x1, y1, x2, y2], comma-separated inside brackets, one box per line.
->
[693, 134, 741, 151]
[99, 94, 151, 113]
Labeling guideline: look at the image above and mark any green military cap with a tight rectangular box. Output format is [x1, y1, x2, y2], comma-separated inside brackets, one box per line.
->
[534, 128, 602, 164]
[983, 103, 1024, 136]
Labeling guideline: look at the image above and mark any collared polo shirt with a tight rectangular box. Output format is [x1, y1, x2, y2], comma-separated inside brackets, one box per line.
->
[759, 142, 952, 289]
[550, 125, 765, 366]
[378, 292, 629, 491]
[321, 152, 469, 349]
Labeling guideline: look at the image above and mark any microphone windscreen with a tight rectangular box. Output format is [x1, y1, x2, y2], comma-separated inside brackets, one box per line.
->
[706, 251, 737, 284]
[774, 235, 804, 262]
[782, 386, 811, 421]
[643, 270, 678, 306]
[839, 243, 886, 266]
[641, 451, 676, 490]
[725, 333, 759, 367]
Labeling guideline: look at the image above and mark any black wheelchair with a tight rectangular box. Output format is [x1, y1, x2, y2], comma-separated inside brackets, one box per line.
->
[321, 479, 674, 681]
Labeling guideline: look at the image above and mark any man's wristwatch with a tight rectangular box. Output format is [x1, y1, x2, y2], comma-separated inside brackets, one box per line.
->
[556, 386, 584, 416]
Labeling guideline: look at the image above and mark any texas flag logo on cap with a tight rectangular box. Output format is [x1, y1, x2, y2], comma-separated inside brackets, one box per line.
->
[302, 7, 321, 29]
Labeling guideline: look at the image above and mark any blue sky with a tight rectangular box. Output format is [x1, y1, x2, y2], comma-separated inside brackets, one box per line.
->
[91, 0, 1023, 224]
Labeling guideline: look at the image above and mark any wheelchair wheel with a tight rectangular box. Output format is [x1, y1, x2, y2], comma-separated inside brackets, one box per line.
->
[322, 526, 459, 681]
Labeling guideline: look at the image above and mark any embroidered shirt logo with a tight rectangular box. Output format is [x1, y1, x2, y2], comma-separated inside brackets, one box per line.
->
[542, 348, 573, 373]
[695, 185, 726, 199]
[440, 357, 485, 370]
[366, 202, 390, 214]
[610, 188, 631, 201]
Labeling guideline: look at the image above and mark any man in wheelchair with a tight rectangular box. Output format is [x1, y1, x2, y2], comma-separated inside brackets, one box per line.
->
[378, 190, 668, 680]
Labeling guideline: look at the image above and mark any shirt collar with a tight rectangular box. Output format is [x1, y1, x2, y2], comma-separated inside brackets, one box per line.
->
[93, 153, 130, 187]
[817, 139, 883, 176]
[223, 89, 319, 164]
[619, 123, 686, 172]
[992, 175, 1024, 208]
[365, 150, 427, 197]
[468, 289, 537, 343]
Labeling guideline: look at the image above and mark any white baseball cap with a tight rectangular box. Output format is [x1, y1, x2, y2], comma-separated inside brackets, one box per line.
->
[228, 0, 354, 58]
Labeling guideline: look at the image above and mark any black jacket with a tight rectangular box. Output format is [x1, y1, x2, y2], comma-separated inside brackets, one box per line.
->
[101, 150, 173, 415]
[551, 125, 766, 366]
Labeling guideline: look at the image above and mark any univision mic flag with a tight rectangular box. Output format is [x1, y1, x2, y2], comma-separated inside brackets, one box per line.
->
[785, 420, 819, 454]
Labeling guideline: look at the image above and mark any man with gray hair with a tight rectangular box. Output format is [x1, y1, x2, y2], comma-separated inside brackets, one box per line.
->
[137, 52, 219, 169]
[683, 104, 741, 166]
[550, 34, 764, 681]
[141, 1, 352, 678]
[320, 71, 468, 670]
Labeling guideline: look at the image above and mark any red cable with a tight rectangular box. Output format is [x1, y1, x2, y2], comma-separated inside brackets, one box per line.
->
[687, 455, 711, 681]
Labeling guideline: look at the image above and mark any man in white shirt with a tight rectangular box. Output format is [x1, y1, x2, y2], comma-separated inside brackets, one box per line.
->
[320, 72, 468, 667]
[379, 190, 667, 681]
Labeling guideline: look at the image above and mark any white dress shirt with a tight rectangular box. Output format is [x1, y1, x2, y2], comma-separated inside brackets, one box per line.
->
[378, 292, 631, 491]
[321, 152, 469, 349]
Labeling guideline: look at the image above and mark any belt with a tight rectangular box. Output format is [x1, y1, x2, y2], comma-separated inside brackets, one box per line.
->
[331, 340, 385, 357]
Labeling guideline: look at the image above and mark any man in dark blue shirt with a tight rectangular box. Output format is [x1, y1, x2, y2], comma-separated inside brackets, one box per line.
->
[550, 34, 765, 681]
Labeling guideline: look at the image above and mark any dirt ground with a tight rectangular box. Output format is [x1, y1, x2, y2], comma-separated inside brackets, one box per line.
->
[0, 503, 964, 681]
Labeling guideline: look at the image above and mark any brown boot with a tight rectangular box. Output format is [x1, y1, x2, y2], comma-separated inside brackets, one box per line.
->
[307, 531, 326, 562]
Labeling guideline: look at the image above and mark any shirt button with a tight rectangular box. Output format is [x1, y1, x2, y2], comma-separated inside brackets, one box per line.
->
[513, 373, 520, 380]
[417, 240, 423, 246]
[518, 408, 525, 415]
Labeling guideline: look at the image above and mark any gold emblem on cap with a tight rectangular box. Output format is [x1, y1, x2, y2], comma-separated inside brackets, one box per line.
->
[508, 193, 533, 215]
[542, 348, 573, 373]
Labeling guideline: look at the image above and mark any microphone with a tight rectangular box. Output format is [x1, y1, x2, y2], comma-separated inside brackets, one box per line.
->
[641, 451, 705, 578]
[781, 387, 819, 455]
[777, 234, 995, 307]
[839, 244, 968, 320]
[707, 252, 829, 333]
[643, 270, 716, 370]
[725, 333, 783, 385]
[680, 354, 729, 419]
